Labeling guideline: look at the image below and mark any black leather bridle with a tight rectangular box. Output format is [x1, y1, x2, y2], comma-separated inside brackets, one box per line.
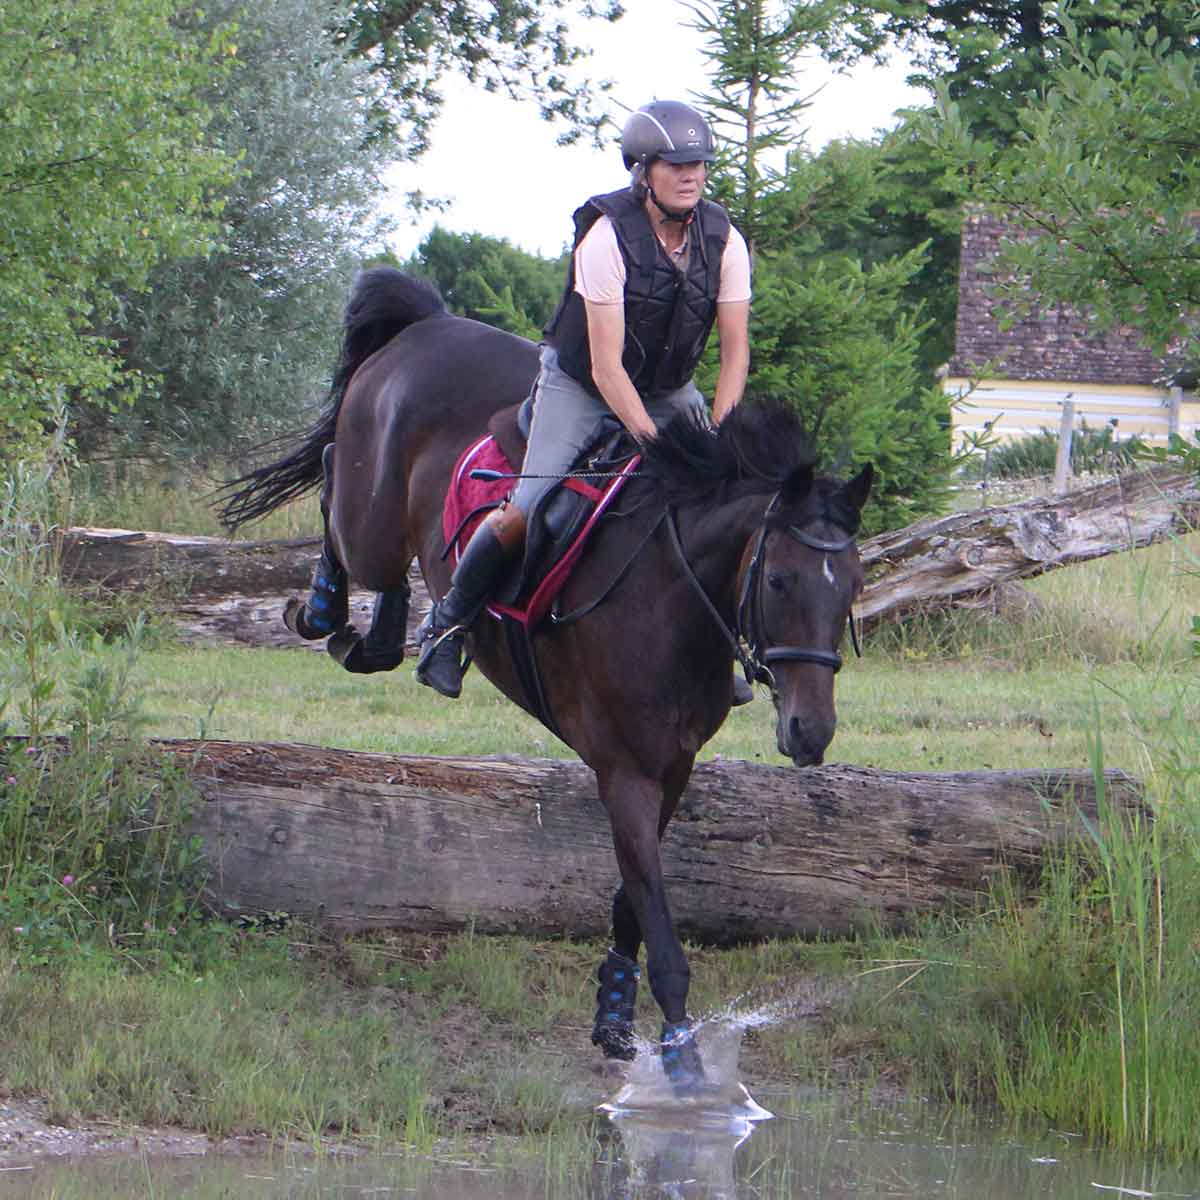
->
[665, 493, 862, 692]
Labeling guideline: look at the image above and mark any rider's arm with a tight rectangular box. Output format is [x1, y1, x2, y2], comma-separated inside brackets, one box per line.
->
[710, 227, 752, 425]
[585, 300, 659, 443]
[710, 299, 749, 426]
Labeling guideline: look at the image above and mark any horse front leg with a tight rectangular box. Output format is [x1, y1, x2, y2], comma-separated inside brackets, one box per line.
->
[591, 884, 643, 1061]
[597, 767, 704, 1089]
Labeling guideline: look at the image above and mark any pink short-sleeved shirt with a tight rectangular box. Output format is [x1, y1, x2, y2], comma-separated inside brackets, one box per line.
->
[574, 215, 752, 306]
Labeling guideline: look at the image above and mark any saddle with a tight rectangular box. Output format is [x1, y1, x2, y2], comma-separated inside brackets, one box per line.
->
[442, 399, 639, 631]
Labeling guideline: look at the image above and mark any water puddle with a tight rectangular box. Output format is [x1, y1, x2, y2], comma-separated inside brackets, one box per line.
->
[4, 1007, 1200, 1198]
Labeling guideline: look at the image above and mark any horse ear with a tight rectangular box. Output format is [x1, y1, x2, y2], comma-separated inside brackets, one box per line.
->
[781, 463, 814, 502]
[842, 463, 874, 512]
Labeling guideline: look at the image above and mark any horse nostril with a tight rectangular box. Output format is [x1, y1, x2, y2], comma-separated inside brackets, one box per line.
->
[789, 714, 834, 757]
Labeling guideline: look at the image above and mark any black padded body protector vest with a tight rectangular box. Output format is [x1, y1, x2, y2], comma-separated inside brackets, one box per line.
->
[544, 189, 731, 397]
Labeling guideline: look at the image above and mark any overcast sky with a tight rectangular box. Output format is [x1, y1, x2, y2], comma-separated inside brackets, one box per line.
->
[384, 3, 926, 259]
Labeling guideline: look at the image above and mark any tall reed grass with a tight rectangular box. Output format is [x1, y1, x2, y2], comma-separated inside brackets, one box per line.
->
[0, 467, 208, 962]
[851, 679, 1200, 1157]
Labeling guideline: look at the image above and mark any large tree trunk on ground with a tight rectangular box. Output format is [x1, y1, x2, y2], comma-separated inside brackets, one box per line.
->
[56, 467, 1198, 646]
[162, 739, 1142, 942]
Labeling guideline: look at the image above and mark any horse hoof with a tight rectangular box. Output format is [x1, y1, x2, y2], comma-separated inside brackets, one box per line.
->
[592, 1022, 637, 1062]
[326, 624, 361, 666]
[328, 626, 405, 674]
[660, 1020, 706, 1092]
[283, 597, 325, 640]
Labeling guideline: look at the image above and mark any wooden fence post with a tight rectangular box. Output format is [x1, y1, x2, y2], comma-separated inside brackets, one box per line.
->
[1169, 386, 1183, 440]
[1054, 398, 1076, 495]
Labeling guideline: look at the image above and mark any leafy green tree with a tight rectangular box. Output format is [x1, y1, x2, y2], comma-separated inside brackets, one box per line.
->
[337, 0, 623, 157]
[0, 0, 235, 455]
[86, 0, 396, 461]
[831, 0, 1198, 143]
[407, 228, 567, 338]
[931, 5, 1200, 357]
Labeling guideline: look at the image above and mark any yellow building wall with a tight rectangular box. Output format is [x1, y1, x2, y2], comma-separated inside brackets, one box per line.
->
[944, 378, 1199, 451]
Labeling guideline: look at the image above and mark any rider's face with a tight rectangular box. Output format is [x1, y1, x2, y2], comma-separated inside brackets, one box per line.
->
[646, 159, 707, 210]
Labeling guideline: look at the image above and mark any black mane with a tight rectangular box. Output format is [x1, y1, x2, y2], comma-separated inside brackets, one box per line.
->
[639, 400, 816, 504]
[639, 401, 865, 534]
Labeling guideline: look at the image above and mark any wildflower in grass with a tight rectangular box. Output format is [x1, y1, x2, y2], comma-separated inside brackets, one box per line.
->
[62, 875, 75, 887]
[4, 776, 15, 786]
[13, 927, 24, 935]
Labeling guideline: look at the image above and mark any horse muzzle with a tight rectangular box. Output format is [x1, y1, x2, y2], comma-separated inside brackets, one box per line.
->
[777, 713, 836, 767]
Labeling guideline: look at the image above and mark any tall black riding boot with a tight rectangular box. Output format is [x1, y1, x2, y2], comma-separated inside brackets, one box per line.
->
[416, 505, 526, 699]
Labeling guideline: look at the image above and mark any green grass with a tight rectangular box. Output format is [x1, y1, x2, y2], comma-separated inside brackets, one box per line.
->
[0, 939, 436, 1144]
[123, 645, 1194, 777]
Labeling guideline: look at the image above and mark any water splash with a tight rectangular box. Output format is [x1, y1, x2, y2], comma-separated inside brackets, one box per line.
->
[597, 1007, 776, 1123]
[596, 1011, 776, 1199]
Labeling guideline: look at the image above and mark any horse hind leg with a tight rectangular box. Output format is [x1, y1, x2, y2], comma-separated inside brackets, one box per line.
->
[284, 443, 350, 640]
[283, 444, 411, 674]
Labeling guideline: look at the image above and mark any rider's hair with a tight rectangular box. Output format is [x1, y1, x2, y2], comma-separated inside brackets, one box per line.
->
[629, 162, 648, 203]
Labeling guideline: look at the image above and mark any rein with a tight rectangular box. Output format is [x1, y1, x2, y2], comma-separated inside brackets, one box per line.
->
[665, 493, 862, 692]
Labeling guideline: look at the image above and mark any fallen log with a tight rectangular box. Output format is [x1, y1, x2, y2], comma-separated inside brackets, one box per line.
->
[56, 466, 1198, 646]
[859, 466, 1200, 621]
[164, 738, 1142, 942]
[55, 527, 431, 652]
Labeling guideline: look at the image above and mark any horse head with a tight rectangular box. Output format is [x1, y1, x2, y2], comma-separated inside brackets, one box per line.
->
[742, 461, 874, 767]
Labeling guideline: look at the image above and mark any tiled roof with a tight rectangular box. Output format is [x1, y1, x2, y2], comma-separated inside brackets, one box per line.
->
[947, 210, 1169, 385]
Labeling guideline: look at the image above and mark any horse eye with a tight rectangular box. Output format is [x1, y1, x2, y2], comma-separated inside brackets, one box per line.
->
[766, 571, 787, 592]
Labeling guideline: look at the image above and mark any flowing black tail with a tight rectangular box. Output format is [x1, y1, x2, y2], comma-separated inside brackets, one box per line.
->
[218, 269, 447, 531]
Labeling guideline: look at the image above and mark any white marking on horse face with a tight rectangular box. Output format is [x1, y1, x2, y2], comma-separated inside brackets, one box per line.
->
[823, 555, 836, 586]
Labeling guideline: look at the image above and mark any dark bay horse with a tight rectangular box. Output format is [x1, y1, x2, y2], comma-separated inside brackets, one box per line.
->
[221, 268, 873, 1088]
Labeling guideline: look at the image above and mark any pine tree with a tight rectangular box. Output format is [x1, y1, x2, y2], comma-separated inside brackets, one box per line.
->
[690, 0, 952, 533]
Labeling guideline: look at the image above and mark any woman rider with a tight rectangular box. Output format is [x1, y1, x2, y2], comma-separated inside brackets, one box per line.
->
[415, 99, 753, 699]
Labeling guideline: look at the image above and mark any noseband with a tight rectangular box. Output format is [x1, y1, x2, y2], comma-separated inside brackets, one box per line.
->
[665, 492, 861, 692]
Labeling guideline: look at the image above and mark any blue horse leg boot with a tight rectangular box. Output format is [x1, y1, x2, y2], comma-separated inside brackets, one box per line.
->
[591, 949, 641, 1061]
[284, 547, 349, 641]
[416, 503, 526, 699]
[661, 1018, 705, 1090]
[327, 578, 411, 674]
[284, 442, 349, 641]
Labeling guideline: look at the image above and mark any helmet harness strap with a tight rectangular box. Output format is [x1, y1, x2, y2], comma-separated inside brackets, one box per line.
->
[639, 160, 698, 226]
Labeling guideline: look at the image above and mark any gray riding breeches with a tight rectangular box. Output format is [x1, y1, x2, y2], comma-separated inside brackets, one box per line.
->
[510, 345, 707, 516]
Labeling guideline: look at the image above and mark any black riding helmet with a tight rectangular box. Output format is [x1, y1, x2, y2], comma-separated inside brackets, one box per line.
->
[621, 101, 715, 224]
[621, 100, 716, 170]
